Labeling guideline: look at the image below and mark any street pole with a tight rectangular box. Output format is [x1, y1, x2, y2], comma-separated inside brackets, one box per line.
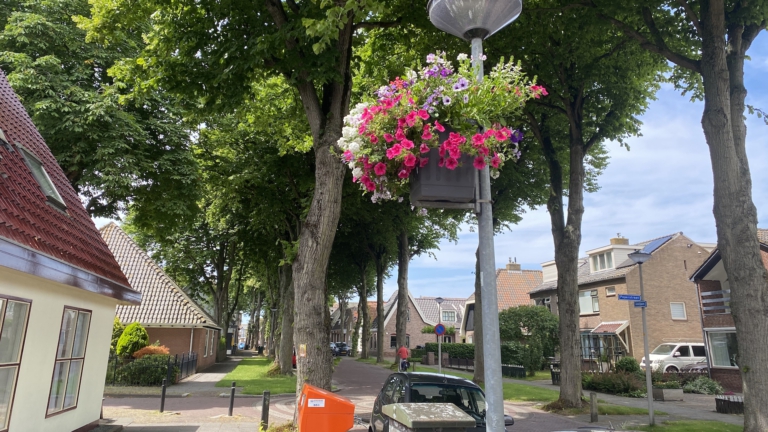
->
[473, 36, 505, 432]
[438, 303, 442, 374]
[639, 262, 655, 426]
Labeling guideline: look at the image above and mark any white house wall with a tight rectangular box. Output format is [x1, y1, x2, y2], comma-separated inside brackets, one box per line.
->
[1, 266, 117, 432]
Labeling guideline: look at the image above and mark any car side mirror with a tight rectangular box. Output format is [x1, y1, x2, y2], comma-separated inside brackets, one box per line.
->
[673, 352, 681, 357]
[504, 414, 515, 426]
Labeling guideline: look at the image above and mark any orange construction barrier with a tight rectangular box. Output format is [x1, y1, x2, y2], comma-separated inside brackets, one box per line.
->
[297, 383, 355, 432]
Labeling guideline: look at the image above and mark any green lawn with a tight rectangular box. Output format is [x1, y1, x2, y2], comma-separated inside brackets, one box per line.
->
[598, 404, 667, 416]
[634, 420, 743, 432]
[509, 370, 552, 381]
[215, 358, 296, 395]
[502, 382, 560, 402]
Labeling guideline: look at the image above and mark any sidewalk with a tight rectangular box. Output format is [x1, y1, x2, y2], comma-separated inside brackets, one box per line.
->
[419, 362, 744, 427]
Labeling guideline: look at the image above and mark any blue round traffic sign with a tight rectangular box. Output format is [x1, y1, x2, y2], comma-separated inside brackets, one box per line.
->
[435, 323, 446, 336]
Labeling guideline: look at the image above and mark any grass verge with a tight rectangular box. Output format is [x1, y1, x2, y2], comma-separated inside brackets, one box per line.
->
[507, 370, 552, 381]
[542, 399, 668, 416]
[215, 358, 296, 395]
[633, 420, 743, 432]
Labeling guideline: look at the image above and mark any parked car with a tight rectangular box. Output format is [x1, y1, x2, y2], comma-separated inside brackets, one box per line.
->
[369, 372, 514, 432]
[330, 342, 339, 356]
[680, 360, 709, 373]
[640, 342, 707, 372]
[336, 342, 349, 356]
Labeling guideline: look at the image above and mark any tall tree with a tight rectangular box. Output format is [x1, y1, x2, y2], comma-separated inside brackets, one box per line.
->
[577, 1, 767, 427]
[0, 0, 198, 221]
[482, 4, 663, 407]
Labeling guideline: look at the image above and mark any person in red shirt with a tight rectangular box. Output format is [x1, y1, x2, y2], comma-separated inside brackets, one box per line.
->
[397, 345, 410, 371]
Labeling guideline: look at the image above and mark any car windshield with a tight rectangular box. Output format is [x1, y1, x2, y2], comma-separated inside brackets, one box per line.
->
[411, 384, 487, 425]
[652, 344, 677, 355]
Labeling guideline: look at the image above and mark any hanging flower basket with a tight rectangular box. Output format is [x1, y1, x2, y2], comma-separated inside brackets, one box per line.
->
[337, 52, 546, 205]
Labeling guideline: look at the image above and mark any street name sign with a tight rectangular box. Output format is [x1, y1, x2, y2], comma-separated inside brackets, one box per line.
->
[618, 294, 642, 301]
[634, 301, 648, 308]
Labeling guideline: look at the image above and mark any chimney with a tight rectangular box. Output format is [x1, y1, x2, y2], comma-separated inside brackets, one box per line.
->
[610, 233, 629, 245]
[506, 257, 521, 272]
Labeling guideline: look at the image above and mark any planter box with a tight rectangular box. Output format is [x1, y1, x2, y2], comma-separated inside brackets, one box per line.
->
[653, 387, 684, 401]
[410, 124, 477, 208]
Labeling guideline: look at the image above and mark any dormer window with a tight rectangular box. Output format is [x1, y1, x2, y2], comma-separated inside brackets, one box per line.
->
[18, 145, 66, 211]
[591, 251, 613, 272]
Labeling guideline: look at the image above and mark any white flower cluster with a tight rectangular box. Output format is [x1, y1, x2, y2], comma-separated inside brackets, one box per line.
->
[337, 103, 368, 170]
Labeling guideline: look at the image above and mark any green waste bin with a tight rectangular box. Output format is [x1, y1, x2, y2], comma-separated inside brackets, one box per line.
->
[382, 403, 476, 432]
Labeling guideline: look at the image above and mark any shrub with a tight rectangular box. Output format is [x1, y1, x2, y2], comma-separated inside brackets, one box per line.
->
[411, 348, 426, 359]
[683, 376, 724, 395]
[133, 345, 170, 359]
[501, 341, 524, 365]
[615, 357, 641, 373]
[425, 342, 474, 359]
[116, 323, 149, 358]
[582, 372, 644, 396]
[115, 355, 177, 386]
[110, 317, 125, 355]
[654, 380, 681, 389]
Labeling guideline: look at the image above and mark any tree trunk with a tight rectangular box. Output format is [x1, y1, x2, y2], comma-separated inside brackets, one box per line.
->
[376, 259, 385, 363]
[699, 3, 768, 429]
[396, 229, 409, 353]
[361, 279, 370, 359]
[279, 264, 295, 375]
[473, 247, 484, 384]
[292, 134, 347, 392]
[249, 291, 262, 350]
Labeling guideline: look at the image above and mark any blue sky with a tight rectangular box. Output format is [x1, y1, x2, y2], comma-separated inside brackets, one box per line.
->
[396, 32, 768, 301]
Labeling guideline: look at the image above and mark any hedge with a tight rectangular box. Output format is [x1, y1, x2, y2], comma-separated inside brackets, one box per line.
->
[424, 342, 524, 365]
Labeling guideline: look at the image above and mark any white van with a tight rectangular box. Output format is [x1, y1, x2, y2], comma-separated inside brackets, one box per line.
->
[640, 342, 707, 372]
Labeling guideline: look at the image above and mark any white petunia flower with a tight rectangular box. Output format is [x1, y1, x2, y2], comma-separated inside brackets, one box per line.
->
[348, 161, 356, 170]
[457, 53, 468, 61]
[352, 167, 363, 178]
[342, 126, 357, 139]
[348, 141, 360, 153]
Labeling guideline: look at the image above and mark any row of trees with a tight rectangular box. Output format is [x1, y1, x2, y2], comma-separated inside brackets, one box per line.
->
[1, 0, 765, 428]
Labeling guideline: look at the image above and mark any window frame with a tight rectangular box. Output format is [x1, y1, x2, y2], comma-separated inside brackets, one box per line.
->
[46, 306, 91, 418]
[605, 286, 616, 297]
[707, 330, 738, 369]
[670, 302, 687, 320]
[209, 330, 215, 356]
[579, 290, 599, 315]
[0, 295, 32, 432]
[591, 252, 615, 272]
[390, 335, 397, 349]
[442, 310, 456, 322]
[16, 144, 67, 211]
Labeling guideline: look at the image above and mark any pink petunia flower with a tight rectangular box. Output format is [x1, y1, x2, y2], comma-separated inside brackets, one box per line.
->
[358, 124, 367, 134]
[473, 156, 486, 170]
[406, 111, 418, 127]
[438, 157, 445, 167]
[370, 135, 379, 144]
[365, 180, 376, 191]
[449, 147, 461, 159]
[419, 143, 430, 154]
[386, 144, 403, 159]
[417, 109, 430, 120]
[401, 139, 414, 149]
[472, 133, 485, 147]
[445, 157, 459, 170]
[374, 162, 387, 176]
[404, 153, 417, 167]
[398, 169, 409, 179]
[478, 146, 490, 157]
[438, 146, 446, 157]
[397, 118, 407, 128]
[343, 150, 354, 161]
[395, 129, 406, 141]
[420, 157, 429, 167]
[495, 130, 507, 141]
[491, 154, 501, 168]
[422, 129, 433, 140]
[434, 121, 445, 132]
[383, 133, 394, 143]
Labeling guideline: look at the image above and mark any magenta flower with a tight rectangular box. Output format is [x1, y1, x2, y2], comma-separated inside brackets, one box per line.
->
[397, 118, 407, 128]
[406, 111, 418, 126]
[478, 146, 490, 157]
[384, 133, 394, 143]
[386, 144, 403, 159]
[395, 129, 406, 141]
[438, 157, 445, 167]
[445, 157, 459, 170]
[448, 146, 461, 159]
[420, 157, 429, 167]
[417, 109, 430, 120]
[472, 133, 485, 147]
[419, 143, 430, 153]
[398, 169, 409, 179]
[401, 139, 414, 149]
[370, 135, 379, 144]
[404, 153, 417, 167]
[422, 129, 433, 140]
[491, 154, 501, 168]
[473, 156, 486, 170]
[343, 150, 354, 161]
[374, 162, 387, 176]
[434, 121, 445, 132]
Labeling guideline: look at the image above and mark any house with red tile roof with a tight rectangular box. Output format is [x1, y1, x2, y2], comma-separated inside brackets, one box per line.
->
[459, 261, 543, 343]
[0, 70, 140, 432]
[100, 223, 221, 371]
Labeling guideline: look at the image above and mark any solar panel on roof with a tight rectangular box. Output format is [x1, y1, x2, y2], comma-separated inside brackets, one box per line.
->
[640, 235, 674, 254]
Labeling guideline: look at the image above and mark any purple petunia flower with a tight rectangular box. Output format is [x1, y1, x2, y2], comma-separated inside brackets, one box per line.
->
[463, 95, 469, 103]
[510, 130, 524, 143]
[443, 96, 452, 105]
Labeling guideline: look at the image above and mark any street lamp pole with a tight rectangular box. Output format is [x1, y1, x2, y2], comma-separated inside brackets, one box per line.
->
[436, 297, 444, 373]
[629, 250, 654, 426]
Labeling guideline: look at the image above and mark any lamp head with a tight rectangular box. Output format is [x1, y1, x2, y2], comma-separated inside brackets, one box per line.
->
[435, 297, 444, 305]
[628, 250, 652, 264]
[427, 0, 523, 41]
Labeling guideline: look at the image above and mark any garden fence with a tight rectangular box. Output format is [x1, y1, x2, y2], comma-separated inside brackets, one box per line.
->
[106, 352, 197, 386]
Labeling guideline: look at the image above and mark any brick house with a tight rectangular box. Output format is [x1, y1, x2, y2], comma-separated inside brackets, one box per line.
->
[329, 302, 356, 345]
[413, 296, 465, 343]
[529, 233, 711, 369]
[369, 291, 442, 356]
[0, 70, 140, 431]
[100, 223, 222, 371]
[460, 261, 543, 344]
[688, 228, 768, 392]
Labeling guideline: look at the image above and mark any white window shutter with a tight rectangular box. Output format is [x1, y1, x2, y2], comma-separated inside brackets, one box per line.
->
[670, 302, 686, 319]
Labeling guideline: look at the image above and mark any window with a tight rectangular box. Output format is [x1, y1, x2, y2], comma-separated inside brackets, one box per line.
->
[18, 145, 66, 210]
[579, 290, 599, 315]
[390, 335, 397, 349]
[407, 308, 410, 322]
[0, 296, 31, 432]
[605, 287, 616, 297]
[48, 308, 91, 416]
[675, 345, 691, 357]
[442, 311, 456, 322]
[709, 331, 738, 367]
[443, 336, 452, 343]
[670, 302, 687, 320]
[406, 335, 410, 348]
[591, 252, 614, 272]
[204, 329, 209, 357]
[209, 330, 215, 356]
[692, 345, 706, 357]
[535, 297, 552, 312]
